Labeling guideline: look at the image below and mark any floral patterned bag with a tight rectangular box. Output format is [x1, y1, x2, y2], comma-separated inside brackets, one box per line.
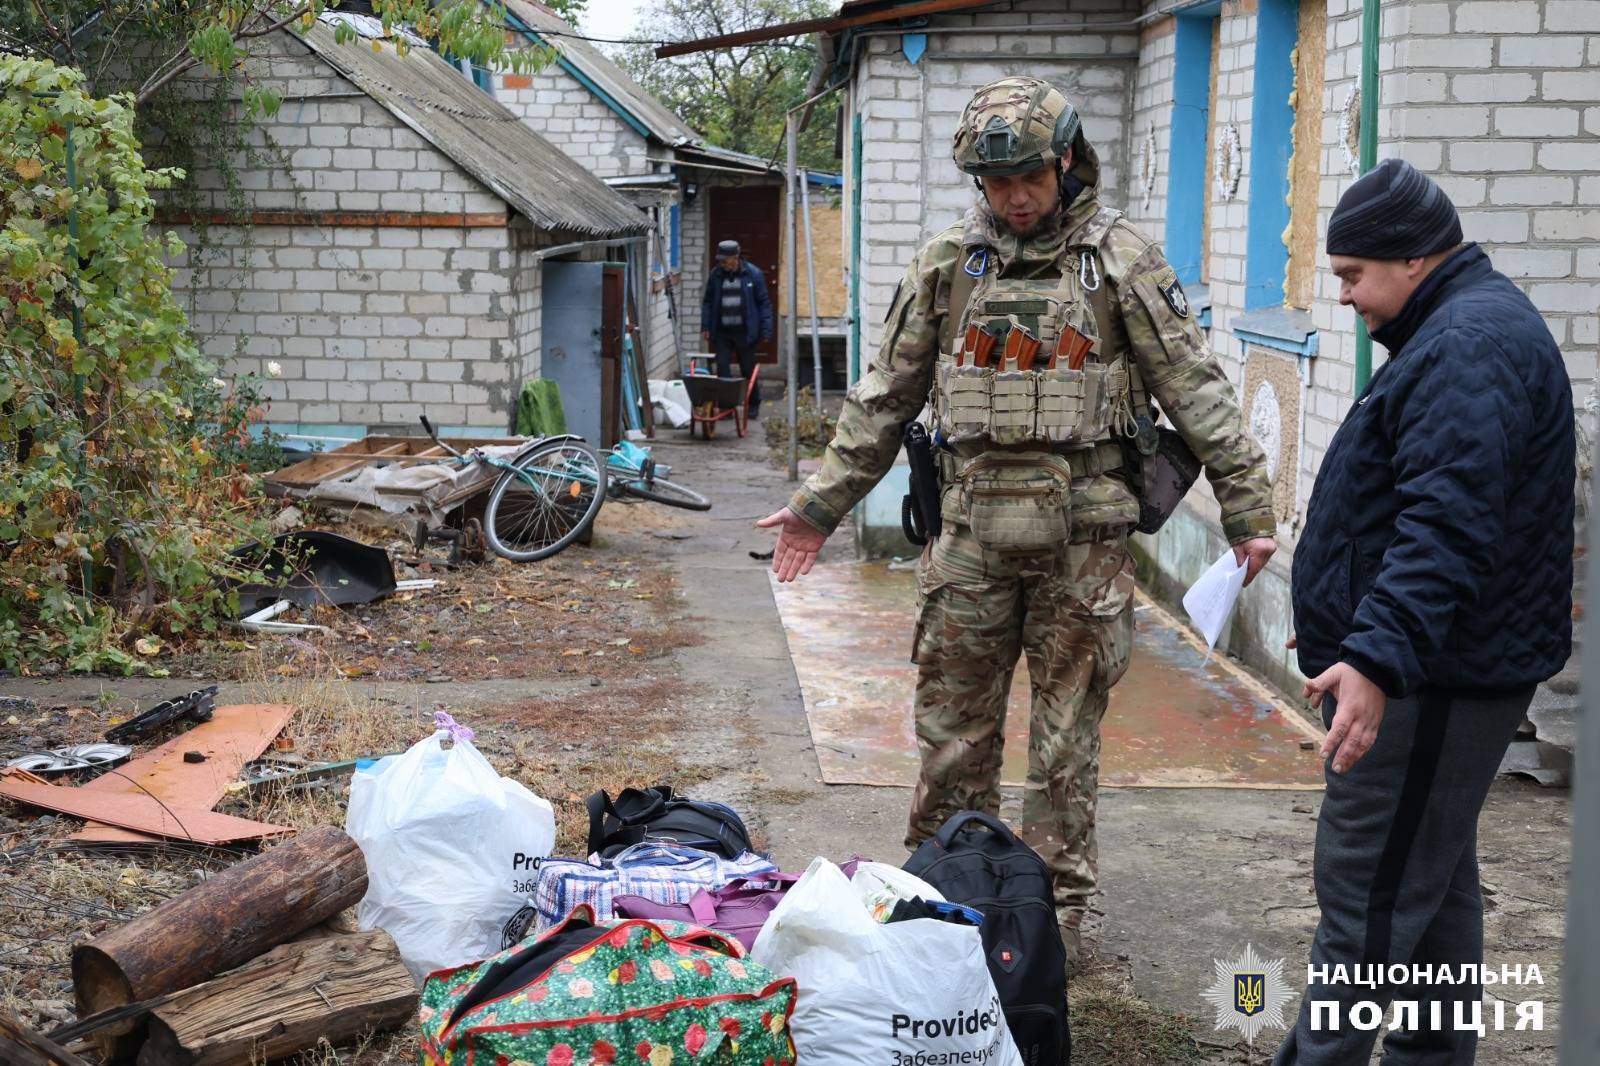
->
[417, 905, 797, 1066]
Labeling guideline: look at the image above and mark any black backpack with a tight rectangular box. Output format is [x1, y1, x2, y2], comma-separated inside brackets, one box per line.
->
[584, 786, 752, 860]
[904, 811, 1070, 1066]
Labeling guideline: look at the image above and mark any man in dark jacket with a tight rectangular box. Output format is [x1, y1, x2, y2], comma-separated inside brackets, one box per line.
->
[1276, 159, 1573, 1065]
[700, 239, 774, 418]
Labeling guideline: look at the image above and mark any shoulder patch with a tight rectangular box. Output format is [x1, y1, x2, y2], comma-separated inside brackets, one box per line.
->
[1157, 273, 1190, 319]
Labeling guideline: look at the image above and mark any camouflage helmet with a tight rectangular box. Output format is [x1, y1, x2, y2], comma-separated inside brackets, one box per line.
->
[952, 76, 1081, 176]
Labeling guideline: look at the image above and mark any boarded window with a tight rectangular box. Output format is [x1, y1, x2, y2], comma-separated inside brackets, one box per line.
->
[1286, 0, 1328, 309]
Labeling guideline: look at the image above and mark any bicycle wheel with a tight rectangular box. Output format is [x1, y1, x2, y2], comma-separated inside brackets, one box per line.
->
[483, 440, 605, 562]
[612, 473, 712, 511]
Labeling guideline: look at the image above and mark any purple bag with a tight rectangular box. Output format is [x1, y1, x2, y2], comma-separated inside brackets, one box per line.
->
[613, 860, 863, 950]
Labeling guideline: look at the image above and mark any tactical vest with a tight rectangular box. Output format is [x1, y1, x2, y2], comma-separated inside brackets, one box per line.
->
[931, 212, 1135, 453]
[927, 208, 1144, 553]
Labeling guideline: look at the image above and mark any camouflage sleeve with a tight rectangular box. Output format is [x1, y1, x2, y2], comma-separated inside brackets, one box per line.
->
[1106, 228, 1275, 544]
[785, 235, 953, 534]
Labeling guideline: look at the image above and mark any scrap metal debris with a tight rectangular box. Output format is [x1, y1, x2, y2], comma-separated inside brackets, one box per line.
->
[104, 686, 217, 745]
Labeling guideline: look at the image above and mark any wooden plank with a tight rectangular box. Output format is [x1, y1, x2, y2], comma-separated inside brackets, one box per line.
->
[267, 442, 410, 488]
[0, 771, 291, 845]
[70, 703, 294, 846]
[136, 930, 415, 1066]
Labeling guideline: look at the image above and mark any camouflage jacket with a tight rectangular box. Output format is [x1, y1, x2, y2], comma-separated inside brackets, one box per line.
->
[788, 186, 1275, 545]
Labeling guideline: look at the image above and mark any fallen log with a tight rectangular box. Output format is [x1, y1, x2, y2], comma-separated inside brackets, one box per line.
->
[0, 1009, 95, 1066]
[72, 826, 367, 1058]
[137, 930, 416, 1066]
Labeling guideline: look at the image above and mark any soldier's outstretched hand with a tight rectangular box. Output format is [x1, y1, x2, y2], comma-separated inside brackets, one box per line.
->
[756, 507, 828, 582]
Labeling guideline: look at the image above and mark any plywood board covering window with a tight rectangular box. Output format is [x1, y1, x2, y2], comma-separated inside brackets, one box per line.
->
[1286, 0, 1327, 309]
[1201, 17, 1221, 286]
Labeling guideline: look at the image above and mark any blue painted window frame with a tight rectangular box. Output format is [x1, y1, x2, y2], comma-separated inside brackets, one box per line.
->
[669, 203, 681, 269]
[1244, 0, 1299, 310]
[1167, 1, 1221, 288]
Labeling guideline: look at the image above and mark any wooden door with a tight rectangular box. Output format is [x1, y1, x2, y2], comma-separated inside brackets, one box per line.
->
[601, 264, 624, 448]
[708, 185, 781, 363]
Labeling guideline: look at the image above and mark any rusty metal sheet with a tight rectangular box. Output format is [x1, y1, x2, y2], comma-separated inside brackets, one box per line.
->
[0, 770, 292, 845]
[70, 703, 294, 845]
[772, 562, 1325, 789]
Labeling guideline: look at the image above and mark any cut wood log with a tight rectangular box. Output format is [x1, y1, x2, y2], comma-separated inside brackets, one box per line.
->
[0, 1009, 95, 1066]
[72, 826, 367, 1058]
[137, 930, 417, 1066]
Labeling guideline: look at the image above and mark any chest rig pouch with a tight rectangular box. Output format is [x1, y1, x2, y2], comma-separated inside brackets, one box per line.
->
[933, 247, 1114, 449]
[931, 243, 1121, 554]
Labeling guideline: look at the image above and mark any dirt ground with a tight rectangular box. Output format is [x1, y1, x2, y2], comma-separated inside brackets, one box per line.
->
[0, 417, 1573, 1064]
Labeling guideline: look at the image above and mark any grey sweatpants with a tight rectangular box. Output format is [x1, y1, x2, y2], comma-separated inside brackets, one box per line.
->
[1273, 686, 1532, 1066]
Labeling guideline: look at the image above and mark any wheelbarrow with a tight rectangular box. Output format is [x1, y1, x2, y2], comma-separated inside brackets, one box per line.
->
[682, 363, 760, 439]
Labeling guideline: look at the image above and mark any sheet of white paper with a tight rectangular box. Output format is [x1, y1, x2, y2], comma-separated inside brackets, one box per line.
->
[1181, 549, 1249, 661]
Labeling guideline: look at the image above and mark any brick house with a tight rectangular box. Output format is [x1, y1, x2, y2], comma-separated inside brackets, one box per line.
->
[167, 13, 649, 440]
[483, 0, 853, 387]
[674, 0, 1599, 696]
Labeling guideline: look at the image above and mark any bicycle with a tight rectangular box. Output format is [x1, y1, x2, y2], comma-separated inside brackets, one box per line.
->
[419, 416, 605, 562]
[604, 440, 712, 512]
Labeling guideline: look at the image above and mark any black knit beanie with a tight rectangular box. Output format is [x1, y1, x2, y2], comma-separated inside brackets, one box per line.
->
[1325, 158, 1463, 259]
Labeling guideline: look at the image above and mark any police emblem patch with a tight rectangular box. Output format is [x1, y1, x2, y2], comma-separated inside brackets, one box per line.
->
[1159, 276, 1190, 318]
[1200, 943, 1294, 1044]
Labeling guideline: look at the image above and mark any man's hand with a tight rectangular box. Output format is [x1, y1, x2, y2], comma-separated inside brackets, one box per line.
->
[1233, 537, 1277, 587]
[756, 507, 828, 582]
[1304, 662, 1386, 774]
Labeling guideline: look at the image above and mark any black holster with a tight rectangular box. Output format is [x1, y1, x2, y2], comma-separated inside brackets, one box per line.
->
[902, 421, 943, 546]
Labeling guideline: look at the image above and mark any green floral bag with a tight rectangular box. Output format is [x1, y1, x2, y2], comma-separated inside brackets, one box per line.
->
[417, 905, 797, 1066]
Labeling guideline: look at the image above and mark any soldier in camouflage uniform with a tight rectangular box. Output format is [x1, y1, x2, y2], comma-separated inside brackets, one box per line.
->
[758, 77, 1276, 971]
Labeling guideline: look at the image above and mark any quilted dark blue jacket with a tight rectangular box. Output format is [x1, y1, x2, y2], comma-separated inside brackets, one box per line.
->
[1292, 244, 1574, 696]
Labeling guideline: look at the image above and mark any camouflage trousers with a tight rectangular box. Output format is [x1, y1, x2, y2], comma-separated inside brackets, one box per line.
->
[905, 523, 1136, 934]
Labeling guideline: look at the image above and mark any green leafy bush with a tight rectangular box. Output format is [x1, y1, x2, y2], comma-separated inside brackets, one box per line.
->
[0, 56, 271, 674]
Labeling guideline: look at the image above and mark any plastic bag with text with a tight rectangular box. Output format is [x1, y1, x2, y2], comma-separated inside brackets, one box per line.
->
[346, 719, 555, 981]
[751, 857, 1023, 1066]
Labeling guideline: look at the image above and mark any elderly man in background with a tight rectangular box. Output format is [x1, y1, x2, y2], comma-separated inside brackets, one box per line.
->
[700, 238, 773, 419]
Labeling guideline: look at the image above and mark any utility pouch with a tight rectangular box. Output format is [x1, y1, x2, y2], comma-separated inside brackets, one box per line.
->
[1036, 363, 1112, 443]
[1132, 426, 1202, 534]
[988, 370, 1035, 446]
[954, 452, 1072, 555]
[937, 363, 992, 443]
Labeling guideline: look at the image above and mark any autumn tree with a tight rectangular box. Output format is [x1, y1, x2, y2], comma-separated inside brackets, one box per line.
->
[613, 0, 838, 172]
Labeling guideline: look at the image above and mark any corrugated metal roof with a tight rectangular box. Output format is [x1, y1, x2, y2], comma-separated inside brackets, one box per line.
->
[497, 0, 700, 149]
[297, 19, 648, 238]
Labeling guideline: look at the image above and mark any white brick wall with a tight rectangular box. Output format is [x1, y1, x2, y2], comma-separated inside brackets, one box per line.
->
[166, 31, 530, 432]
[492, 62, 650, 179]
[1123, 0, 1599, 550]
[171, 223, 521, 430]
[851, 0, 1141, 357]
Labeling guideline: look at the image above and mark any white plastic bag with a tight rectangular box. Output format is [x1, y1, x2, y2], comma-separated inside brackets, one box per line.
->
[751, 858, 1023, 1066]
[346, 717, 555, 981]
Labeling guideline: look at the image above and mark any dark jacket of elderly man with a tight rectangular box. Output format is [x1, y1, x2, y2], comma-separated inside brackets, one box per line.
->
[1276, 158, 1573, 1066]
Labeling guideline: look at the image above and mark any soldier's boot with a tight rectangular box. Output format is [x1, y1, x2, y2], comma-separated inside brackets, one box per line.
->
[1059, 922, 1084, 979]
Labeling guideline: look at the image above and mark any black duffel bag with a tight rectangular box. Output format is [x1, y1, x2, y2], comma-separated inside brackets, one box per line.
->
[584, 785, 753, 860]
[905, 810, 1070, 1065]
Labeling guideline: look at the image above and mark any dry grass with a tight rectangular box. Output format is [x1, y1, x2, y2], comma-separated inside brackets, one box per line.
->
[1068, 963, 1211, 1066]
